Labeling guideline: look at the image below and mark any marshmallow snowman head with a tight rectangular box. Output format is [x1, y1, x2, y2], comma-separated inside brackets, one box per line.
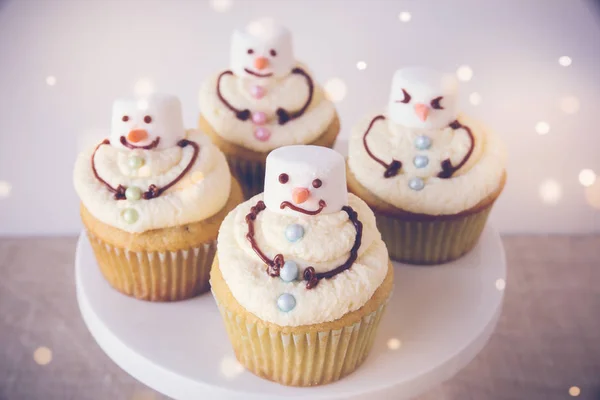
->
[230, 18, 295, 79]
[264, 146, 348, 216]
[110, 94, 186, 150]
[388, 67, 459, 130]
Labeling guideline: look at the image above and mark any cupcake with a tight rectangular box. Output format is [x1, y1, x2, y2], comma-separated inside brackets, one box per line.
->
[199, 18, 340, 199]
[211, 145, 393, 386]
[348, 67, 506, 264]
[74, 94, 243, 301]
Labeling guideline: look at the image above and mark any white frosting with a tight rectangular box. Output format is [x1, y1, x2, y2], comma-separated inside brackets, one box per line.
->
[74, 131, 232, 233]
[348, 112, 506, 215]
[264, 146, 348, 216]
[217, 193, 388, 326]
[199, 65, 336, 153]
[111, 94, 185, 150]
[388, 67, 458, 130]
[231, 19, 294, 79]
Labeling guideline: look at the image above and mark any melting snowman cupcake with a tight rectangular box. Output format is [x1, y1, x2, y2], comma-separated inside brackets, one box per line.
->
[199, 18, 340, 198]
[74, 94, 243, 301]
[348, 67, 507, 264]
[211, 145, 393, 386]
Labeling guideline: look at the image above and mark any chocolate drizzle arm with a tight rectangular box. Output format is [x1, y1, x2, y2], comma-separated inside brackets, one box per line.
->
[216, 70, 250, 121]
[91, 139, 126, 200]
[363, 115, 402, 178]
[437, 120, 475, 179]
[142, 139, 200, 199]
[246, 201, 363, 289]
[303, 205, 363, 289]
[245, 201, 284, 277]
[276, 67, 314, 125]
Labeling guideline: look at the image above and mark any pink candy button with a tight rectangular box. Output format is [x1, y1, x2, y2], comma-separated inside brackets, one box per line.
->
[254, 127, 271, 142]
[252, 111, 267, 125]
[250, 85, 266, 99]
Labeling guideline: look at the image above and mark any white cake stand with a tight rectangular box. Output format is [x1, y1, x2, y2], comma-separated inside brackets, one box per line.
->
[75, 225, 506, 400]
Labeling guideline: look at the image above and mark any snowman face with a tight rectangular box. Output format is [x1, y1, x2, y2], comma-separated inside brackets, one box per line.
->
[388, 67, 458, 130]
[110, 94, 186, 150]
[230, 19, 294, 79]
[264, 145, 348, 216]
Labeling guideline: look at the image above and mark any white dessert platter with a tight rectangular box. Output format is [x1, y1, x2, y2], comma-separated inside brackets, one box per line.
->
[75, 224, 506, 400]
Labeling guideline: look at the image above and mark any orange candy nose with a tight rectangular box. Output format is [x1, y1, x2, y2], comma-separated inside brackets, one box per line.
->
[127, 129, 148, 143]
[292, 187, 310, 204]
[254, 57, 269, 70]
[414, 103, 429, 122]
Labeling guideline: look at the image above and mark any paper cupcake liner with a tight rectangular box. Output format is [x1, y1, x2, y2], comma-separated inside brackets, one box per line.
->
[376, 205, 492, 264]
[86, 231, 216, 301]
[226, 155, 266, 200]
[214, 297, 388, 386]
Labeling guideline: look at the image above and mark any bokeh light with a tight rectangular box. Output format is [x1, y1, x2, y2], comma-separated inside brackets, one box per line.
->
[456, 65, 473, 81]
[569, 386, 581, 397]
[469, 92, 482, 106]
[33, 347, 52, 365]
[387, 338, 402, 350]
[356, 61, 367, 70]
[210, 0, 233, 12]
[398, 12, 412, 22]
[46, 76, 56, 86]
[496, 279, 506, 291]
[539, 179, 562, 205]
[0, 181, 11, 198]
[324, 78, 347, 103]
[558, 56, 572, 67]
[535, 121, 550, 135]
[578, 169, 596, 187]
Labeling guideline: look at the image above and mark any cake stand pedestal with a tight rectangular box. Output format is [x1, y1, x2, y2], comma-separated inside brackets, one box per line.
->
[75, 225, 506, 400]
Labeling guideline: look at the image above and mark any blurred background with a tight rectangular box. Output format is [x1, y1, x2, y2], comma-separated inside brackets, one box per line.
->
[0, 0, 599, 235]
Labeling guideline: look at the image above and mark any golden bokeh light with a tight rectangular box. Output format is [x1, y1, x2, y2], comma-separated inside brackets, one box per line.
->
[33, 346, 53, 365]
[387, 338, 402, 350]
[569, 386, 581, 397]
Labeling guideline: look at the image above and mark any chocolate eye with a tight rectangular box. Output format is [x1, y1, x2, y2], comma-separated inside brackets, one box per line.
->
[397, 89, 411, 104]
[278, 173, 289, 184]
[430, 96, 444, 110]
[247, 49, 254, 54]
[122, 115, 129, 122]
[270, 49, 277, 57]
[144, 115, 152, 123]
[312, 179, 322, 188]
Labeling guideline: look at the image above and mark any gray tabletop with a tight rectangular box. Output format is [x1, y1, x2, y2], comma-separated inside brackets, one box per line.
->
[1, 236, 599, 400]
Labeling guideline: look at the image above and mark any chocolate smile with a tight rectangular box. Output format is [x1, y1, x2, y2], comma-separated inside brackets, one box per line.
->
[280, 199, 327, 215]
[120, 136, 161, 150]
[244, 68, 273, 78]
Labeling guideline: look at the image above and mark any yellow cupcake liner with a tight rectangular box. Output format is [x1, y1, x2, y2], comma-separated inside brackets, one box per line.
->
[376, 205, 492, 264]
[86, 230, 216, 301]
[214, 297, 388, 386]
